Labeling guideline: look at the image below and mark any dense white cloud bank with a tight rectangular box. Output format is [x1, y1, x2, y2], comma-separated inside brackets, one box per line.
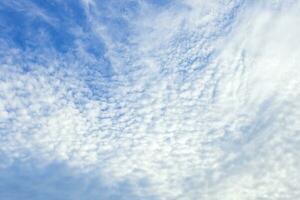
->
[0, 0, 300, 199]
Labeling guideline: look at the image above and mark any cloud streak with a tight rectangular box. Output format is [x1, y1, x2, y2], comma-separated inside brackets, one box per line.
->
[0, 0, 300, 199]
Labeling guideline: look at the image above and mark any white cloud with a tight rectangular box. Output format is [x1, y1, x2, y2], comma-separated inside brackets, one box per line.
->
[1, 0, 300, 199]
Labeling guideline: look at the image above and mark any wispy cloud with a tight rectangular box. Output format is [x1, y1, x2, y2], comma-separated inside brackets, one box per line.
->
[0, 0, 300, 199]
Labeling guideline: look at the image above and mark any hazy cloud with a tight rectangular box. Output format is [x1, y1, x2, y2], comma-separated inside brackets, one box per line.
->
[0, 0, 300, 199]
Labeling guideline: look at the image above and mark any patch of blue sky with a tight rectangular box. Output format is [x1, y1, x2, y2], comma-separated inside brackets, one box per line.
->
[146, 0, 171, 7]
[1, 1, 73, 52]
[0, 160, 153, 200]
[0, 0, 109, 63]
[0, 0, 117, 98]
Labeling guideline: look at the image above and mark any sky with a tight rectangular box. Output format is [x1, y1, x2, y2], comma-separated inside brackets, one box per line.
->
[0, 0, 300, 199]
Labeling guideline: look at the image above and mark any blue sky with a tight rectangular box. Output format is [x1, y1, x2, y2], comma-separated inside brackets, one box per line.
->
[1, 0, 300, 199]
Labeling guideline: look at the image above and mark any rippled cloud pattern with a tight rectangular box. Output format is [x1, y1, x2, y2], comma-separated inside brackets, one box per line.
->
[1, 0, 300, 199]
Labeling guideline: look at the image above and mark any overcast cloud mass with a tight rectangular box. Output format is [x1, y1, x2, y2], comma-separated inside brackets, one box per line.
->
[0, 0, 300, 199]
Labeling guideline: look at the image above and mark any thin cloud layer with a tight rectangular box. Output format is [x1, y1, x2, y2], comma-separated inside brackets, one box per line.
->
[0, 0, 300, 199]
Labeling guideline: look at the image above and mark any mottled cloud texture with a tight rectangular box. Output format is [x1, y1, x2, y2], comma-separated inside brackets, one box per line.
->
[0, 0, 300, 199]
